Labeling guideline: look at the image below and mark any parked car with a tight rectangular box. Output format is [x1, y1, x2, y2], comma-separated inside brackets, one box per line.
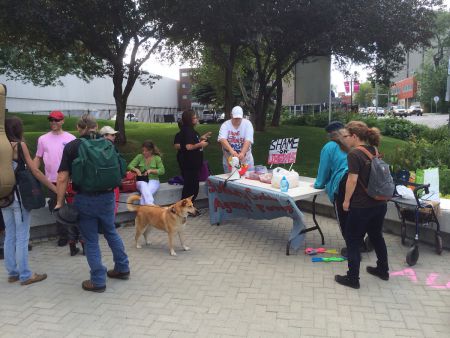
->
[366, 107, 376, 115]
[376, 107, 385, 116]
[216, 111, 226, 123]
[391, 105, 408, 117]
[359, 107, 368, 115]
[407, 105, 423, 116]
[199, 110, 217, 124]
[110, 113, 139, 122]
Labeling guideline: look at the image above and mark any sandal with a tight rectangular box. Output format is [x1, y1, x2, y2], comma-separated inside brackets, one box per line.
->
[21, 273, 47, 286]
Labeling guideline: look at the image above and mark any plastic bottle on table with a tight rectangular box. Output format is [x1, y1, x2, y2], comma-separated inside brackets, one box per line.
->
[280, 176, 289, 192]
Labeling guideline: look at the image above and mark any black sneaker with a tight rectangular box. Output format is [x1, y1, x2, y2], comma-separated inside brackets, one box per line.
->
[335, 275, 360, 289]
[366, 266, 389, 281]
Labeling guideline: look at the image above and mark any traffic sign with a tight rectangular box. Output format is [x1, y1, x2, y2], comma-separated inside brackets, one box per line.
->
[433, 96, 440, 103]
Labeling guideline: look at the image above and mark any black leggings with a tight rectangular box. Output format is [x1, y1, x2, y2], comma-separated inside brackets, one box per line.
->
[182, 168, 200, 201]
[333, 174, 348, 239]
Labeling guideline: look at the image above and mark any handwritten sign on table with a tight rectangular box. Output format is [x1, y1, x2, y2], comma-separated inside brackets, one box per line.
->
[268, 137, 299, 164]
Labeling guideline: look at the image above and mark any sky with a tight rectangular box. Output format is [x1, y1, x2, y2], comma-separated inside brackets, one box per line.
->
[143, 1, 450, 93]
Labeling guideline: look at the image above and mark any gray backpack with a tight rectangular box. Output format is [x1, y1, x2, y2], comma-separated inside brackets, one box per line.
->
[357, 146, 395, 201]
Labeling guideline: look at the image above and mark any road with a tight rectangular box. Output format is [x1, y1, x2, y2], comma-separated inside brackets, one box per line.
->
[404, 113, 449, 128]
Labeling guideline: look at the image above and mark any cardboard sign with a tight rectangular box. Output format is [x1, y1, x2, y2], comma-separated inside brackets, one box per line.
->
[267, 137, 299, 164]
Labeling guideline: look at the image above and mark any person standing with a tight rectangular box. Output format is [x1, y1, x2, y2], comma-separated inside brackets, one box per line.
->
[314, 121, 349, 244]
[2, 117, 56, 285]
[99, 126, 121, 217]
[128, 140, 165, 206]
[335, 121, 389, 289]
[218, 106, 254, 173]
[34, 111, 75, 247]
[55, 114, 129, 293]
[179, 110, 210, 204]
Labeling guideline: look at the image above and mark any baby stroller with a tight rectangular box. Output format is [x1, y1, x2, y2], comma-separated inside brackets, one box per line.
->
[391, 179, 443, 266]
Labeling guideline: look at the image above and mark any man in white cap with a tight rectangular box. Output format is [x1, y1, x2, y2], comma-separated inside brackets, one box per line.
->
[218, 105, 254, 173]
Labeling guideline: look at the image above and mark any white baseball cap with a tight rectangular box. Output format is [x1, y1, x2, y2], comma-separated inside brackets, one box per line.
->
[99, 126, 119, 135]
[231, 106, 244, 118]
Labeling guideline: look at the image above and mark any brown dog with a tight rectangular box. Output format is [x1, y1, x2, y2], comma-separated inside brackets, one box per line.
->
[127, 195, 196, 256]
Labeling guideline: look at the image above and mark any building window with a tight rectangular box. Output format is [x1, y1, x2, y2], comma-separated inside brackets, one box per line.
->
[181, 72, 189, 77]
[181, 83, 189, 89]
[182, 95, 188, 100]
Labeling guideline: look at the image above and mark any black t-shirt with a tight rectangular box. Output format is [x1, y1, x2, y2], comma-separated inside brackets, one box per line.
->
[347, 145, 386, 208]
[179, 126, 203, 170]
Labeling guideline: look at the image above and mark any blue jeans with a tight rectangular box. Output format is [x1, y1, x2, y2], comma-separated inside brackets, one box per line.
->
[1, 200, 32, 282]
[345, 204, 388, 279]
[74, 192, 129, 287]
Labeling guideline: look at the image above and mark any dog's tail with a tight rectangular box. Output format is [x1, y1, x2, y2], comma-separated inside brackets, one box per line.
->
[127, 194, 141, 212]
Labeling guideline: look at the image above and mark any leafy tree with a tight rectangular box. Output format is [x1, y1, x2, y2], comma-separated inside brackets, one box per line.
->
[417, 61, 448, 113]
[0, 0, 167, 144]
[354, 82, 389, 108]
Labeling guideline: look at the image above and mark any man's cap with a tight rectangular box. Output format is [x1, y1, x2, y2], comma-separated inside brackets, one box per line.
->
[48, 111, 64, 120]
[99, 126, 119, 135]
[325, 121, 345, 133]
[55, 204, 79, 228]
[231, 106, 244, 119]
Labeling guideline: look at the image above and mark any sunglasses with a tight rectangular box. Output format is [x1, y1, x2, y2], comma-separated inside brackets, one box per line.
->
[48, 118, 62, 122]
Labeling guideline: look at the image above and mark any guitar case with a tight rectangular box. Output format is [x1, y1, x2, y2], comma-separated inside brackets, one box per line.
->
[0, 84, 16, 198]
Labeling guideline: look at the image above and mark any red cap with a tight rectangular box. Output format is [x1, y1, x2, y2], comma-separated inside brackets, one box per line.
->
[48, 111, 64, 120]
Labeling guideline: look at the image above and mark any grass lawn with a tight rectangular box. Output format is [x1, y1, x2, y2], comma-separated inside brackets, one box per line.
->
[8, 113, 406, 183]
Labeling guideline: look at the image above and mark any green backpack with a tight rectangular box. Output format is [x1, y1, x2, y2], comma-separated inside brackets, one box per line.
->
[72, 138, 126, 192]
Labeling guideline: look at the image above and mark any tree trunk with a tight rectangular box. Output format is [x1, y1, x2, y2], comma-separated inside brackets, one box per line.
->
[223, 45, 237, 118]
[112, 69, 127, 145]
[271, 65, 283, 127]
[254, 90, 266, 131]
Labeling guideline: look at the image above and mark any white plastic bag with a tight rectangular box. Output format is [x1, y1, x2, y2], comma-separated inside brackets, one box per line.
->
[271, 167, 299, 189]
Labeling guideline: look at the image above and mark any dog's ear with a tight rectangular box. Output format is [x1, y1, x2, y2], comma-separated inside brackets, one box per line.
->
[188, 195, 194, 201]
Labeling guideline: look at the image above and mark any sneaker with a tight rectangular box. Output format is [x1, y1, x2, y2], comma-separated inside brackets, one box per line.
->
[366, 266, 389, 281]
[69, 243, 80, 256]
[82, 280, 106, 293]
[334, 275, 360, 289]
[8, 275, 19, 283]
[107, 269, 130, 280]
[21, 273, 47, 285]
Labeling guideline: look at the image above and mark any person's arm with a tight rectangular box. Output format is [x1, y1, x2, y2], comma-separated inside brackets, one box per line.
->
[186, 140, 208, 150]
[33, 136, 44, 169]
[314, 146, 331, 189]
[128, 154, 142, 176]
[184, 128, 208, 150]
[343, 173, 358, 211]
[33, 156, 42, 171]
[218, 139, 238, 157]
[238, 140, 252, 162]
[55, 171, 69, 209]
[174, 143, 181, 150]
[200, 131, 212, 141]
[20, 142, 56, 193]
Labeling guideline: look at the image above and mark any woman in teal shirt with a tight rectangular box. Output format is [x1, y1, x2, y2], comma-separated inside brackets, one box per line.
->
[314, 121, 349, 237]
[128, 140, 165, 205]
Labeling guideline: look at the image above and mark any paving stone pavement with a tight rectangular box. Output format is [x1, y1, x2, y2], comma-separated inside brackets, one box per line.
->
[1, 210, 449, 338]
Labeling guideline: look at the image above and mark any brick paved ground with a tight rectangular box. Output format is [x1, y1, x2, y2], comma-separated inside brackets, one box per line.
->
[1, 211, 449, 337]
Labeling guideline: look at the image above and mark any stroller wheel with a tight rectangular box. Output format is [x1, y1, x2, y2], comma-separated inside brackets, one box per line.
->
[406, 244, 419, 266]
[435, 234, 443, 255]
[364, 236, 374, 252]
[401, 225, 407, 245]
